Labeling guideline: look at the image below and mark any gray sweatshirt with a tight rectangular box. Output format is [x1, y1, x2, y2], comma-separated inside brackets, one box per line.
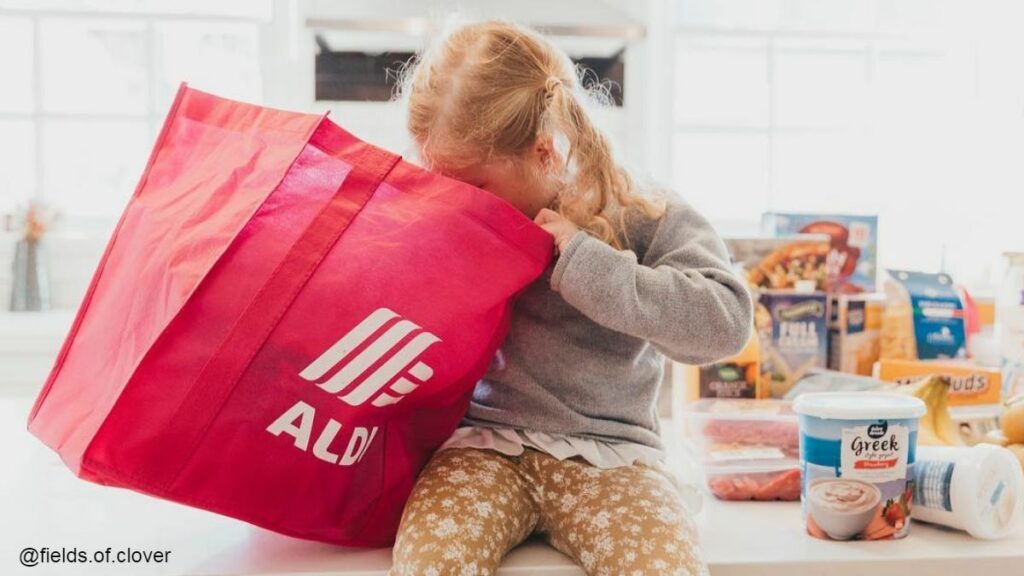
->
[461, 194, 754, 450]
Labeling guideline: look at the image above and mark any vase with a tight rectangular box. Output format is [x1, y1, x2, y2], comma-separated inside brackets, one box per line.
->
[10, 238, 50, 312]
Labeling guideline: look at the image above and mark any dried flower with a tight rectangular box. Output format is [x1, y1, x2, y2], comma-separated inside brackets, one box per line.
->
[5, 200, 60, 242]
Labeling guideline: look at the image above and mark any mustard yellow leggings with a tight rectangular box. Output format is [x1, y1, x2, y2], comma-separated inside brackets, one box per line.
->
[388, 445, 708, 576]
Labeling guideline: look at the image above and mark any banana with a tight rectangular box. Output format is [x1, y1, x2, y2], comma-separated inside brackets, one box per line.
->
[894, 375, 965, 446]
[930, 377, 965, 445]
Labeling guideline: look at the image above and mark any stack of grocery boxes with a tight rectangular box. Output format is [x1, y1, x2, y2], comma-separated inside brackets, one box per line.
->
[682, 213, 881, 402]
[677, 212, 1012, 500]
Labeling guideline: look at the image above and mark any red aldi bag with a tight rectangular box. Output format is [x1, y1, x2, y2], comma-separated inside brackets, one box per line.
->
[27, 83, 553, 546]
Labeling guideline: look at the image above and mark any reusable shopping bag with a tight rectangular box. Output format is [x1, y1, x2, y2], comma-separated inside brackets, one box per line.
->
[28, 83, 553, 546]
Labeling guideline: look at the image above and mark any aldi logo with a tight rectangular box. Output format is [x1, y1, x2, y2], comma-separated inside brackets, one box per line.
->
[266, 307, 441, 466]
[299, 307, 441, 407]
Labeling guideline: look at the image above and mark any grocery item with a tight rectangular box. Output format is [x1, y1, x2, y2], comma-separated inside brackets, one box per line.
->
[829, 294, 884, 376]
[25, 85, 553, 547]
[967, 295, 1000, 367]
[684, 333, 761, 400]
[682, 398, 799, 458]
[996, 252, 1024, 399]
[912, 445, 1024, 539]
[949, 405, 1003, 446]
[1002, 395, 1024, 444]
[758, 290, 829, 398]
[895, 375, 964, 446]
[982, 429, 1010, 447]
[682, 399, 802, 501]
[978, 395, 1024, 469]
[880, 270, 967, 361]
[784, 370, 885, 399]
[873, 358, 1002, 407]
[725, 235, 831, 291]
[762, 213, 878, 293]
[705, 461, 802, 501]
[794, 392, 926, 540]
[1007, 445, 1024, 471]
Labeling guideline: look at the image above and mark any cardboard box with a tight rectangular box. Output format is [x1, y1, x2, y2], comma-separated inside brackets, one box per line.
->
[685, 333, 762, 401]
[829, 293, 885, 375]
[758, 290, 829, 398]
[872, 358, 1002, 406]
[762, 213, 878, 293]
[725, 235, 831, 292]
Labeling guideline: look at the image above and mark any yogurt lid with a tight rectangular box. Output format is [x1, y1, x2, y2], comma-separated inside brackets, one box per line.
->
[792, 392, 927, 420]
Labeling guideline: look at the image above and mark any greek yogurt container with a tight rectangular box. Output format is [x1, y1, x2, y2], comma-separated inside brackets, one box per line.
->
[793, 392, 926, 541]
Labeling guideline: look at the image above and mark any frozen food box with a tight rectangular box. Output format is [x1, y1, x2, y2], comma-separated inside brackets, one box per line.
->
[762, 212, 878, 293]
[725, 235, 832, 292]
[880, 270, 967, 361]
[758, 290, 829, 398]
[829, 293, 885, 375]
[684, 333, 761, 401]
[872, 358, 1002, 406]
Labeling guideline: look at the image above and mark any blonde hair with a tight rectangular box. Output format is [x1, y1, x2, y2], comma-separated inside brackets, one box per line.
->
[395, 20, 666, 250]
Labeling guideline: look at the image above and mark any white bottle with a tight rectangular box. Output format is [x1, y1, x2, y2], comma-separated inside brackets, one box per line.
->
[996, 252, 1024, 399]
[913, 444, 1024, 539]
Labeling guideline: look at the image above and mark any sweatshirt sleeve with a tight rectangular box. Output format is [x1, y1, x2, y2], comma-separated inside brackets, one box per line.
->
[549, 198, 753, 365]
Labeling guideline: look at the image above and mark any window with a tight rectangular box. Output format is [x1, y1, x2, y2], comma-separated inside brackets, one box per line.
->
[0, 4, 263, 229]
[313, 32, 625, 105]
[311, 29, 626, 105]
[672, 2, 1024, 289]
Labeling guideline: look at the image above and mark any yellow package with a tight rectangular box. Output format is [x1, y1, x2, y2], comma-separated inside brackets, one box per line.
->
[872, 358, 1002, 406]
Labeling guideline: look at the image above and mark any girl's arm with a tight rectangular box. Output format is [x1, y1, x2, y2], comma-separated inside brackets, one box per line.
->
[550, 198, 753, 365]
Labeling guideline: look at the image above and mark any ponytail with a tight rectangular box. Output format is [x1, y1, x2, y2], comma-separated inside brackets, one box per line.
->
[542, 74, 666, 250]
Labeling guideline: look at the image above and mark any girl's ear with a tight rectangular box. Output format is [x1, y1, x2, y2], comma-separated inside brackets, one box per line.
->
[532, 133, 566, 174]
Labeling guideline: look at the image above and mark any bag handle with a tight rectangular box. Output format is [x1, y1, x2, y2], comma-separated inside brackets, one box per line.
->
[141, 137, 401, 491]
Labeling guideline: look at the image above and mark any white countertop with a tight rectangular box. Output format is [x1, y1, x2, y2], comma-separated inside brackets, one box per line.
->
[3, 396, 1023, 576]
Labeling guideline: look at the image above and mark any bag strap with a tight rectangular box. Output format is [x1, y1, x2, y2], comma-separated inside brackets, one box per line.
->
[142, 139, 401, 491]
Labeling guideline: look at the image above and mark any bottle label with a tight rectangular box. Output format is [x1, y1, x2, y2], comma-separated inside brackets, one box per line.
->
[913, 460, 955, 512]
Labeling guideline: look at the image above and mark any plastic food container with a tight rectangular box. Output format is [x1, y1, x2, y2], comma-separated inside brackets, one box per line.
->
[913, 445, 1024, 539]
[705, 459, 802, 501]
[683, 399, 799, 459]
[793, 392, 926, 541]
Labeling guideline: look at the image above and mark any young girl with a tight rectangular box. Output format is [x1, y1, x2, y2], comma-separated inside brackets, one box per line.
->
[389, 20, 752, 576]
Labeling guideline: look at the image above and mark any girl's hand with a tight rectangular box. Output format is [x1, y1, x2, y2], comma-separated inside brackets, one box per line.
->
[534, 208, 580, 254]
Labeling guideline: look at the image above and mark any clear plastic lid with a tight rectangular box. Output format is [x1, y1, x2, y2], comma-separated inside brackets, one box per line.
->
[703, 457, 802, 476]
[682, 398, 795, 420]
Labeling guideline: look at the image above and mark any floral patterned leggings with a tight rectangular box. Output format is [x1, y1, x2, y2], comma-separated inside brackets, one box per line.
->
[388, 445, 708, 576]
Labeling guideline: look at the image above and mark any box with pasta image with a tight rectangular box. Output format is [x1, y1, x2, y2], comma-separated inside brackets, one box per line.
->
[757, 290, 829, 398]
